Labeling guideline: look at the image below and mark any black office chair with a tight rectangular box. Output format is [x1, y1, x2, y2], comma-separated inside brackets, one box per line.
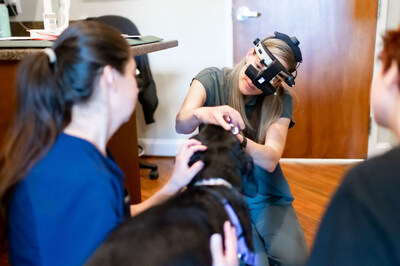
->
[87, 15, 159, 180]
[138, 146, 158, 180]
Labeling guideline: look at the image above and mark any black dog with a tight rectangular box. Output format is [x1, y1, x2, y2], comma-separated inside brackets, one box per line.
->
[86, 125, 258, 265]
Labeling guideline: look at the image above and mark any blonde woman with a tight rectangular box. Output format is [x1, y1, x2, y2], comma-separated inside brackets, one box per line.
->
[176, 32, 308, 266]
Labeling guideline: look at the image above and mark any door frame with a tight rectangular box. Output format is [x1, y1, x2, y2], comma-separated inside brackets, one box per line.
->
[368, 0, 393, 158]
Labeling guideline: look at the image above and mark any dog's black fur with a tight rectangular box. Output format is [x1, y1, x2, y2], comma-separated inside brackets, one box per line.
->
[86, 125, 257, 266]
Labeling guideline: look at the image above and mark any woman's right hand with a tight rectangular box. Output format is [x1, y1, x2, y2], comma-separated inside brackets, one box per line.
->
[194, 105, 245, 132]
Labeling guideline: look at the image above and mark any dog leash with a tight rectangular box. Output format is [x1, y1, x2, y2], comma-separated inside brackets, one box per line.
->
[193, 179, 258, 265]
[222, 199, 258, 266]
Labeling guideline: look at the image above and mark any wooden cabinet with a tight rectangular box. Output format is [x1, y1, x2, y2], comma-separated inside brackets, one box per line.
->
[0, 61, 18, 148]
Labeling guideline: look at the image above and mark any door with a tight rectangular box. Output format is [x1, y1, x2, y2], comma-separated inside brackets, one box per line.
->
[233, 0, 378, 158]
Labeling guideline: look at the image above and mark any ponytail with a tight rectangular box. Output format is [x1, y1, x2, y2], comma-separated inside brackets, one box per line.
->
[0, 51, 63, 242]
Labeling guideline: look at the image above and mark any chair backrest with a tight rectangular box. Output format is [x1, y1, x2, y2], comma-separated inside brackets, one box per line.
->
[86, 15, 158, 125]
[87, 15, 140, 35]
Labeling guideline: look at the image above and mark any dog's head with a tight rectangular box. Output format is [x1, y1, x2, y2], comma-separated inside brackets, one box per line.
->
[188, 124, 257, 197]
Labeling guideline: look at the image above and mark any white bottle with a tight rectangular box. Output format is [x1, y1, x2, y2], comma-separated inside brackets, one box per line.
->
[57, 0, 70, 32]
[0, 4, 11, 37]
[42, 0, 57, 32]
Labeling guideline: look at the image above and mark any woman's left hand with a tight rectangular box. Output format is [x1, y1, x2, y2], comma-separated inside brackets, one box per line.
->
[167, 139, 207, 192]
[210, 221, 238, 266]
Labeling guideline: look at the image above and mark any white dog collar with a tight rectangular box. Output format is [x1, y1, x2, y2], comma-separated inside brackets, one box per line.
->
[193, 178, 233, 189]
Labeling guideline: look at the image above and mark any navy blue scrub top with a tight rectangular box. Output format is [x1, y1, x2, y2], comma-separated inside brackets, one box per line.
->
[8, 133, 129, 266]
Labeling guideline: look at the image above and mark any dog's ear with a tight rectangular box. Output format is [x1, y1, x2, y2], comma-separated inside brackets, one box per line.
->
[187, 149, 206, 187]
[228, 140, 257, 197]
[237, 149, 257, 197]
[188, 150, 204, 167]
[188, 131, 205, 168]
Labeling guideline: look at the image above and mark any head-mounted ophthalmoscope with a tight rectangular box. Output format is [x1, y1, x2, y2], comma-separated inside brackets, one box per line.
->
[245, 32, 302, 96]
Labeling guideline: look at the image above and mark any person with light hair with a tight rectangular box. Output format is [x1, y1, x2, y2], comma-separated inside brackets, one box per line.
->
[176, 32, 308, 266]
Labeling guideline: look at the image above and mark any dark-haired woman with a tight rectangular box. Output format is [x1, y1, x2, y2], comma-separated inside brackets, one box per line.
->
[0, 21, 237, 265]
[176, 33, 308, 265]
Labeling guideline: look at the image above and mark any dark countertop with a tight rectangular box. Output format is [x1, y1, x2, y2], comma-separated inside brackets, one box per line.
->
[0, 40, 178, 60]
[1, 21, 178, 60]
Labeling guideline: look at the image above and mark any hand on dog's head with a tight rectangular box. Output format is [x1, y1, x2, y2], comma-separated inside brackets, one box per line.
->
[188, 124, 257, 197]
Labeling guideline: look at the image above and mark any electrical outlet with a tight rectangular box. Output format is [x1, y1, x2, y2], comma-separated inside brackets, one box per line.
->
[5, 0, 22, 16]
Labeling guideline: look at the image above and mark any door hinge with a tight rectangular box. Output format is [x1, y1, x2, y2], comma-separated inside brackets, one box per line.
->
[377, 0, 381, 19]
[369, 117, 372, 135]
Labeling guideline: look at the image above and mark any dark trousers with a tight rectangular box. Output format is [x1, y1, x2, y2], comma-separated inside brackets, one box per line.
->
[249, 203, 308, 266]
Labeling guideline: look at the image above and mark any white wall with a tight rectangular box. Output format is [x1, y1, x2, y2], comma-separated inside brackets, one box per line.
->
[12, 0, 400, 157]
[13, 0, 233, 156]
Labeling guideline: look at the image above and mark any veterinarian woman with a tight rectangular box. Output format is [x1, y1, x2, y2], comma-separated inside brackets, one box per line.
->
[176, 32, 308, 266]
[0, 21, 237, 266]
